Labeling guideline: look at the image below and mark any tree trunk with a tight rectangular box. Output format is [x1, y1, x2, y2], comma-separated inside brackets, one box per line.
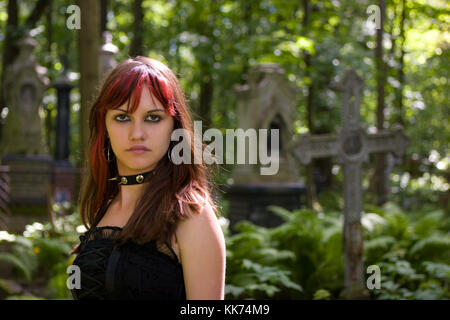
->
[44, 0, 53, 150]
[198, 0, 219, 128]
[373, 0, 387, 206]
[395, 0, 407, 126]
[241, 1, 253, 84]
[302, 0, 318, 209]
[46, 0, 53, 71]
[100, 0, 108, 36]
[78, 0, 101, 167]
[199, 71, 213, 128]
[129, 0, 144, 57]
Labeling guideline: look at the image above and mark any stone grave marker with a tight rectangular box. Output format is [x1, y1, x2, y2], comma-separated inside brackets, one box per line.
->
[289, 68, 410, 298]
[226, 64, 306, 231]
[0, 35, 52, 217]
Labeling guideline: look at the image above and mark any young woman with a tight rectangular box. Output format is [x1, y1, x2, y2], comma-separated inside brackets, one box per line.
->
[69, 56, 226, 300]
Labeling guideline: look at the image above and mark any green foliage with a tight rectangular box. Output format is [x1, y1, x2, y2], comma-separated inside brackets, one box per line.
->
[0, 251, 34, 282]
[225, 205, 345, 299]
[4, 295, 45, 300]
[45, 260, 74, 299]
[375, 258, 448, 300]
[363, 201, 449, 299]
[313, 289, 332, 300]
[225, 191, 448, 300]
[0, 209, 83, 300]
[409, 235, 450, 263]
[0, 192, 447, 300]
[268, 206, 344, 299]
[0, 235, 38, 282]
[225, 220, 302, 299]
[34, 238, 72, 275]
[1, 0, 444, 201]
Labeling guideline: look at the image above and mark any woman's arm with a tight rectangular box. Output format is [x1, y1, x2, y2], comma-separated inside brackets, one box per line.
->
[177, 202, 226, 300]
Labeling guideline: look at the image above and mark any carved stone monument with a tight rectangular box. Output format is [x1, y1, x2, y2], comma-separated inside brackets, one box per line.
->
[226, 64, 306, 231]
[289, 69, 410, 299]
[0, 35, 52, 213]
[1, 36, 49, 155]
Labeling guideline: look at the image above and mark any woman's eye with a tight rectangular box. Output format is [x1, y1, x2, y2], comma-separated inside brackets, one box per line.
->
[146, 115, 161, 122]
[115, 114, 129, 122]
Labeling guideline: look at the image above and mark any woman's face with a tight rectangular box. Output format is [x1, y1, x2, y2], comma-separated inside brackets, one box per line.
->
[105, 85, 174, 176]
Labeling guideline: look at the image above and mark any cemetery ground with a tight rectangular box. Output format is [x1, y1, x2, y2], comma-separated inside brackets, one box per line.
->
[0, 172, 448, 300]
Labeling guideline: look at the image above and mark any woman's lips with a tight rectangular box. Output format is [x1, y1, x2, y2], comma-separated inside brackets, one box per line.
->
[127, 149, 149, 154]
[127, 146, 150, 154]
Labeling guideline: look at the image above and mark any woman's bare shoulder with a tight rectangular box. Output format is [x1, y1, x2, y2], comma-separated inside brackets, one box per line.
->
[175, 202, 221, 246]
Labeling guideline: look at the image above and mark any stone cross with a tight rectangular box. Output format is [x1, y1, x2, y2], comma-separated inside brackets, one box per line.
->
[289, 68, 409, 298]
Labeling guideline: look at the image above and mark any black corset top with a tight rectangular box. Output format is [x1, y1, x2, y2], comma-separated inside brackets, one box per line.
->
[70, 226, 186, 300]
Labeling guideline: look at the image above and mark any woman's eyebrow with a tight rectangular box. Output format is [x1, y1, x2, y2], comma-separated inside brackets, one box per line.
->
[116, 108, 164, 113]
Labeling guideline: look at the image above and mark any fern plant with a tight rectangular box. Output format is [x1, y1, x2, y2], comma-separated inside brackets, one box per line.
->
[0, 210, 82, 299]
[225, 220, 302, 299]
[362, 202, 449, 299]
[268, 206, 344, 299]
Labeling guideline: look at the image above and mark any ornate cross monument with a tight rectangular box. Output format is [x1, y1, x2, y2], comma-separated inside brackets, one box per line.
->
[226, 64, 306, 231]
[289, 68, 409, 299]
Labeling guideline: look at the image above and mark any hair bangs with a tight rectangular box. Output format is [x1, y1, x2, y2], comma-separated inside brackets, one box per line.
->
[102, 64, 176, 116]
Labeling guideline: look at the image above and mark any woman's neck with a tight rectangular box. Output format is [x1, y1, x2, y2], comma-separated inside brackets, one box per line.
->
[115, 183, 145, 212]
[113, 163, 155, 210]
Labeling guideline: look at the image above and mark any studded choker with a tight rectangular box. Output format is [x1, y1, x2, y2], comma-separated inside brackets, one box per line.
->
[108, 168, 156, 185]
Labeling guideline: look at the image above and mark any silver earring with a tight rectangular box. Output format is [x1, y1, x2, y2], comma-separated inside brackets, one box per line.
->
[106, 139, 114, 162]
[167, 148, 172, 162]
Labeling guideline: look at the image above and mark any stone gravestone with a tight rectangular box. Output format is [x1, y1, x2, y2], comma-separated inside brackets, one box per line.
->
[1, 36, 49, 155]
[289, 68, 410, 299]
[226, 64, 306, 232]
[0, 35, 53, 223]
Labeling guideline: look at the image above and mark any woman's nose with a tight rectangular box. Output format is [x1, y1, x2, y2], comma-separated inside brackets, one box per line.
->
[129, 120, 147, 140]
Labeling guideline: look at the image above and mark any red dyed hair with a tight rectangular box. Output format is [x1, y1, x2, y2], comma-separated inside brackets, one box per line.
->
[74, 57, 217, 252]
